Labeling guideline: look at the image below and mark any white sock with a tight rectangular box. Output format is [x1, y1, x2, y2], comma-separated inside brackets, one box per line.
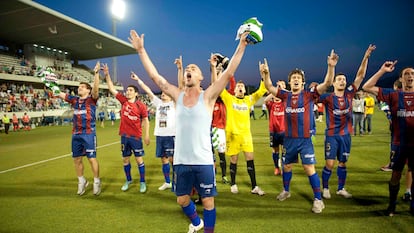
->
[78, 176, 86, 183]
[94, 177, 100, 183]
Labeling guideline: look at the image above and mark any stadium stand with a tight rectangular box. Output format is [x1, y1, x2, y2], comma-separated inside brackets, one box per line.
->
[0, 0, 135, 128]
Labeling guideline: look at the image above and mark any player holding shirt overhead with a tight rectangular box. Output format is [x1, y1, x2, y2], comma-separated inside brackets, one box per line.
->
[320, 44, 376, 200]
[103, 64, 150, 193]
[363, 61, 414, 216]
[56, 61, 102, 196]
[263, 81, 286, 176]
[129, 28, 250, 233]
[263, 50, 338, 213]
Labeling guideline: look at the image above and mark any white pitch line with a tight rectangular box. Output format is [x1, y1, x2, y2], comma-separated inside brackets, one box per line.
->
[0, 141, 119, 174]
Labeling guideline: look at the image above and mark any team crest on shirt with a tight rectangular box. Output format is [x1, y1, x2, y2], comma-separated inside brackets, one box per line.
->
[407, 100, 412, 106]
[347, 86, 354, 91]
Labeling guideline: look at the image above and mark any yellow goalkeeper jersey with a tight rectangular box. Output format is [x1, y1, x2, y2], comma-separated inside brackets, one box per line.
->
[220, 81, 267, 135]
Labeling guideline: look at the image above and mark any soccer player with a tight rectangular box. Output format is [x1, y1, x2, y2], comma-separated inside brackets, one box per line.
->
[109, 110, 116, 126]
[320, 44, 376, 200]
[363, 61, 414, 216]
[132, 72, 175, 191]
[210, 53, 232, 184]
[129, 29, 249, 233]
[98, 110, 105, 128]
[103, 64, 150, 193]
[220, 61, 268, 196]
[56, 61, 101, 196]
[263, 81, 286, 176]
[263, 50, 338, 213]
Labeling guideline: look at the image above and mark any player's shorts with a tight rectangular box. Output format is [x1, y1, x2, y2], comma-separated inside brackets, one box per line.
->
[324, 134, 351, 162]
[226, 132, 253, 155]
[99, 117, 104, 121]
[282, 137, 316, 165]
[390, 144, 414, 172]
[155, 136, 175, 158]
[212, 127, 226, 153]
[121, 135, 145, 157]
[173, 164, 217, 198]
[72, 134, 97, 158]
[270, 132, 284, 148]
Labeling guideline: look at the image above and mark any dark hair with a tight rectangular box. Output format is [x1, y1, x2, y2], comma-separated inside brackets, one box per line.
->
[128, 85, 139, 93]
[334, 72, 346, 81]
[288, 69, 305, 82]
[80, 82, 92, 90]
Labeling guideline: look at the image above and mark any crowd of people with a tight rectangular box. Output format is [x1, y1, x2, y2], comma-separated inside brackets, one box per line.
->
[7, 28, 412, 232]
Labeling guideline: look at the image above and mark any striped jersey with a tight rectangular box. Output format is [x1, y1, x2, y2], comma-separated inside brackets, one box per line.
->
[276, 88, 319, 138]
[65, 94, 98, 135]
[378, 88, 414, 146]
[320, 85, 356, 136]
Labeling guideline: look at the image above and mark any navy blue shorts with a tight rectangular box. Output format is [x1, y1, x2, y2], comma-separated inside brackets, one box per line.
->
[283, 137, 316, 165]
[173, 165, 217, 198]
[72, 134, 96, 158]
[324, 134, 351, 162]
[155, 136, 175, 158]
[121, 136, 145, 157]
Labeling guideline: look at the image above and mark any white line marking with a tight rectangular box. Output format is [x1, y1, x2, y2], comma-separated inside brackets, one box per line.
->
[0, 141, 119, 174]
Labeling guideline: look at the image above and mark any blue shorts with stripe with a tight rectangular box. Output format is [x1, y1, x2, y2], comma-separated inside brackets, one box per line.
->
[72, 134, 96, 158]
[324, 134, 351, 162]
[121, 135, 145, 157]
[155, 136, 175, 158]
[173, 164, 217, 198]
[283, 137, 316, 165]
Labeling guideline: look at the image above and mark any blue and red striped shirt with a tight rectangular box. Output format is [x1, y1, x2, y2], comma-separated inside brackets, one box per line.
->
[277, 88, 319, 138]
[320, 85, 356, 136]
[378, 88, 414, 147]
[65, 94, 98, 135]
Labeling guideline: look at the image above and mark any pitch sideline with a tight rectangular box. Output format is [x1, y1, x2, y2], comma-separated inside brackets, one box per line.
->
[0, 141, 119, 174]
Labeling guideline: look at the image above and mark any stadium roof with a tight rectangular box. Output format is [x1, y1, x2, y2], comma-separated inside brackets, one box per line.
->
[0, 0, 136, 61]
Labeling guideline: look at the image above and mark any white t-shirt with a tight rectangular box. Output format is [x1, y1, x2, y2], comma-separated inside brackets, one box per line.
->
[152, 96, 176, 136]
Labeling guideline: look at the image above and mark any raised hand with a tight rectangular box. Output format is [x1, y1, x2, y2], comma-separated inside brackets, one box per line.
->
[128, 30, 144, 52]
[365, 44, 376, 58]
[174, 55, 182, 70]
[259, 58, 269, 78]
[130, 71, 140, 81]
[94, 61, 101, 74]
[327, 49, 339, 67]
[381, 60, 398, 73]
